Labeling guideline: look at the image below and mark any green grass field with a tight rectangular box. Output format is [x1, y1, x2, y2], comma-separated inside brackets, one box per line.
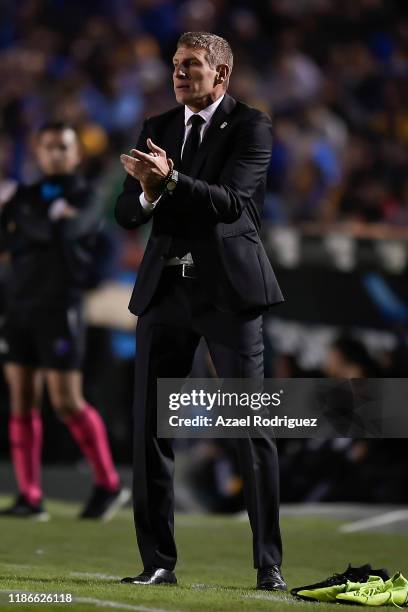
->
[0, 496, 406, 611]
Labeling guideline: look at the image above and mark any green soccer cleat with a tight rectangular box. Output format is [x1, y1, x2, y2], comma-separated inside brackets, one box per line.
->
[297, 575, 384, 603]
[336, 572, 408, 607]
[388, 573, 408, 608]
[291, 563, 389, 599]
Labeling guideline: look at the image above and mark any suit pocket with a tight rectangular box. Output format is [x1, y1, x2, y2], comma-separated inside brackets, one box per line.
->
[221, 232, 267, 303]
[222, 227, 260, 241]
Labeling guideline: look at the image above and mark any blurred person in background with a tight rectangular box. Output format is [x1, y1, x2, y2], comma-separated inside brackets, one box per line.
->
[280, 333, 384, 503]
[324, 334, 381, 378]
[0, 122, 130, 520]
[116, 31, 286, 591]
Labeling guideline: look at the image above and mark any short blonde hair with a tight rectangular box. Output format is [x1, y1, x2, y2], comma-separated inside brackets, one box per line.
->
[177, 31, 233, 76]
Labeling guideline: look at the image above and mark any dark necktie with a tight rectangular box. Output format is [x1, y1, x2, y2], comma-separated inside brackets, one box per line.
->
[180, 114, 205, 175]
[167, 114, 205, 259]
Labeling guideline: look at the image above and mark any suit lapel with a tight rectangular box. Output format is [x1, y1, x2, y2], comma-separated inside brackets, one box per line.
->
[190, 93, 236, 178]
[163, 109, 185, 167]
[161, 94, 237, 176]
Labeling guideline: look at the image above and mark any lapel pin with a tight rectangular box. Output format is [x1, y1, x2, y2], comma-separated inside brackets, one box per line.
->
[220, 122, 228, 129]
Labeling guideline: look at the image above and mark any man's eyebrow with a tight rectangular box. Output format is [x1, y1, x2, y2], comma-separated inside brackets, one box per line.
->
[173, 56, 202, 64]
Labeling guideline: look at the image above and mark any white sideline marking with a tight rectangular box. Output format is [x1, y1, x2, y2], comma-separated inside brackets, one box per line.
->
[2, 568, 123, 582]
[0, 591, 174, 612]
[339, 509, 408, 533]
[74, 597, 175, 611]
[71, 571, 122, 581]
[1, 569, 122, 581]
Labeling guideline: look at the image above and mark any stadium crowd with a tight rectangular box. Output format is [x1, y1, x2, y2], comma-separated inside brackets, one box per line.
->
[0, 0, 407, 506]
[1, 0, 407, 229]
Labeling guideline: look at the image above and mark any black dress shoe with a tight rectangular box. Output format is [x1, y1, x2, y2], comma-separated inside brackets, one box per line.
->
[257, 565, 287, 591]
[121, 567, 177, 585]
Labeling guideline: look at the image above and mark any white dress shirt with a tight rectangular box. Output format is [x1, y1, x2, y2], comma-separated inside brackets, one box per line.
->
[139, 94, 224, 213]
[138, 94, 225, 265]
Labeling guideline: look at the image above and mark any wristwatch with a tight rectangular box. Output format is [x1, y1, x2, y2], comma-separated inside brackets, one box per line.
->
[164, 169, 179, 194]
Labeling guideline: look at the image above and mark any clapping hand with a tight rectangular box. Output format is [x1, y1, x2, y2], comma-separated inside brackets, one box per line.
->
[120, 139, 174, 203]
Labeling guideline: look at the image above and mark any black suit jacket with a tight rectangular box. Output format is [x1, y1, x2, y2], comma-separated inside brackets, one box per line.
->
[115, 93, 284, 314]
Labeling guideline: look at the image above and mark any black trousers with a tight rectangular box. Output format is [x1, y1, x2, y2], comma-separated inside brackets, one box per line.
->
[132, 271, 282, 570]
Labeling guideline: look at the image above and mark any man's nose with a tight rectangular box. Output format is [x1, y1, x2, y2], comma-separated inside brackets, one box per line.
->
[175, 66, 187, 78]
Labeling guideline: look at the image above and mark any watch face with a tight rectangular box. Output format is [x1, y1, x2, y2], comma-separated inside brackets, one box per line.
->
[167, 180, 177, 191]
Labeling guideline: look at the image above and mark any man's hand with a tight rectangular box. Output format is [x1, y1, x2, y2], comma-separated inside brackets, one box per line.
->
[120, 139, 174, 202]
[49, 198, 78, 220]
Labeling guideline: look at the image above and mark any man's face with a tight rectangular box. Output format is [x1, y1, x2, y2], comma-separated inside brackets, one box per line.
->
[324, 347, 346, 378]
[36, 128, 80, 175]
[172, 46, 222, 110]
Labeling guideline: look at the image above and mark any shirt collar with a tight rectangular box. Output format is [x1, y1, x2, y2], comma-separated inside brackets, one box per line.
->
[184, 94, 225, 127]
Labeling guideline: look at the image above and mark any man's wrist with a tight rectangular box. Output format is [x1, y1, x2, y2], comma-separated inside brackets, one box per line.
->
[141, 181, 161, 203]
[144, 192, 159, 204]
[140, 192, 161, 212]
[141, 168, 178, 205]
[163, 169, 179, 195]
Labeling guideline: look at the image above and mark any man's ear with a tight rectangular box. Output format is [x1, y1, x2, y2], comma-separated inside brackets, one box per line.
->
[216, 64, 229, 85]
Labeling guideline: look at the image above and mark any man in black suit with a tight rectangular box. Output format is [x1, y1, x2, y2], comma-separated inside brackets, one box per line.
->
[116, 32, 286, 590]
